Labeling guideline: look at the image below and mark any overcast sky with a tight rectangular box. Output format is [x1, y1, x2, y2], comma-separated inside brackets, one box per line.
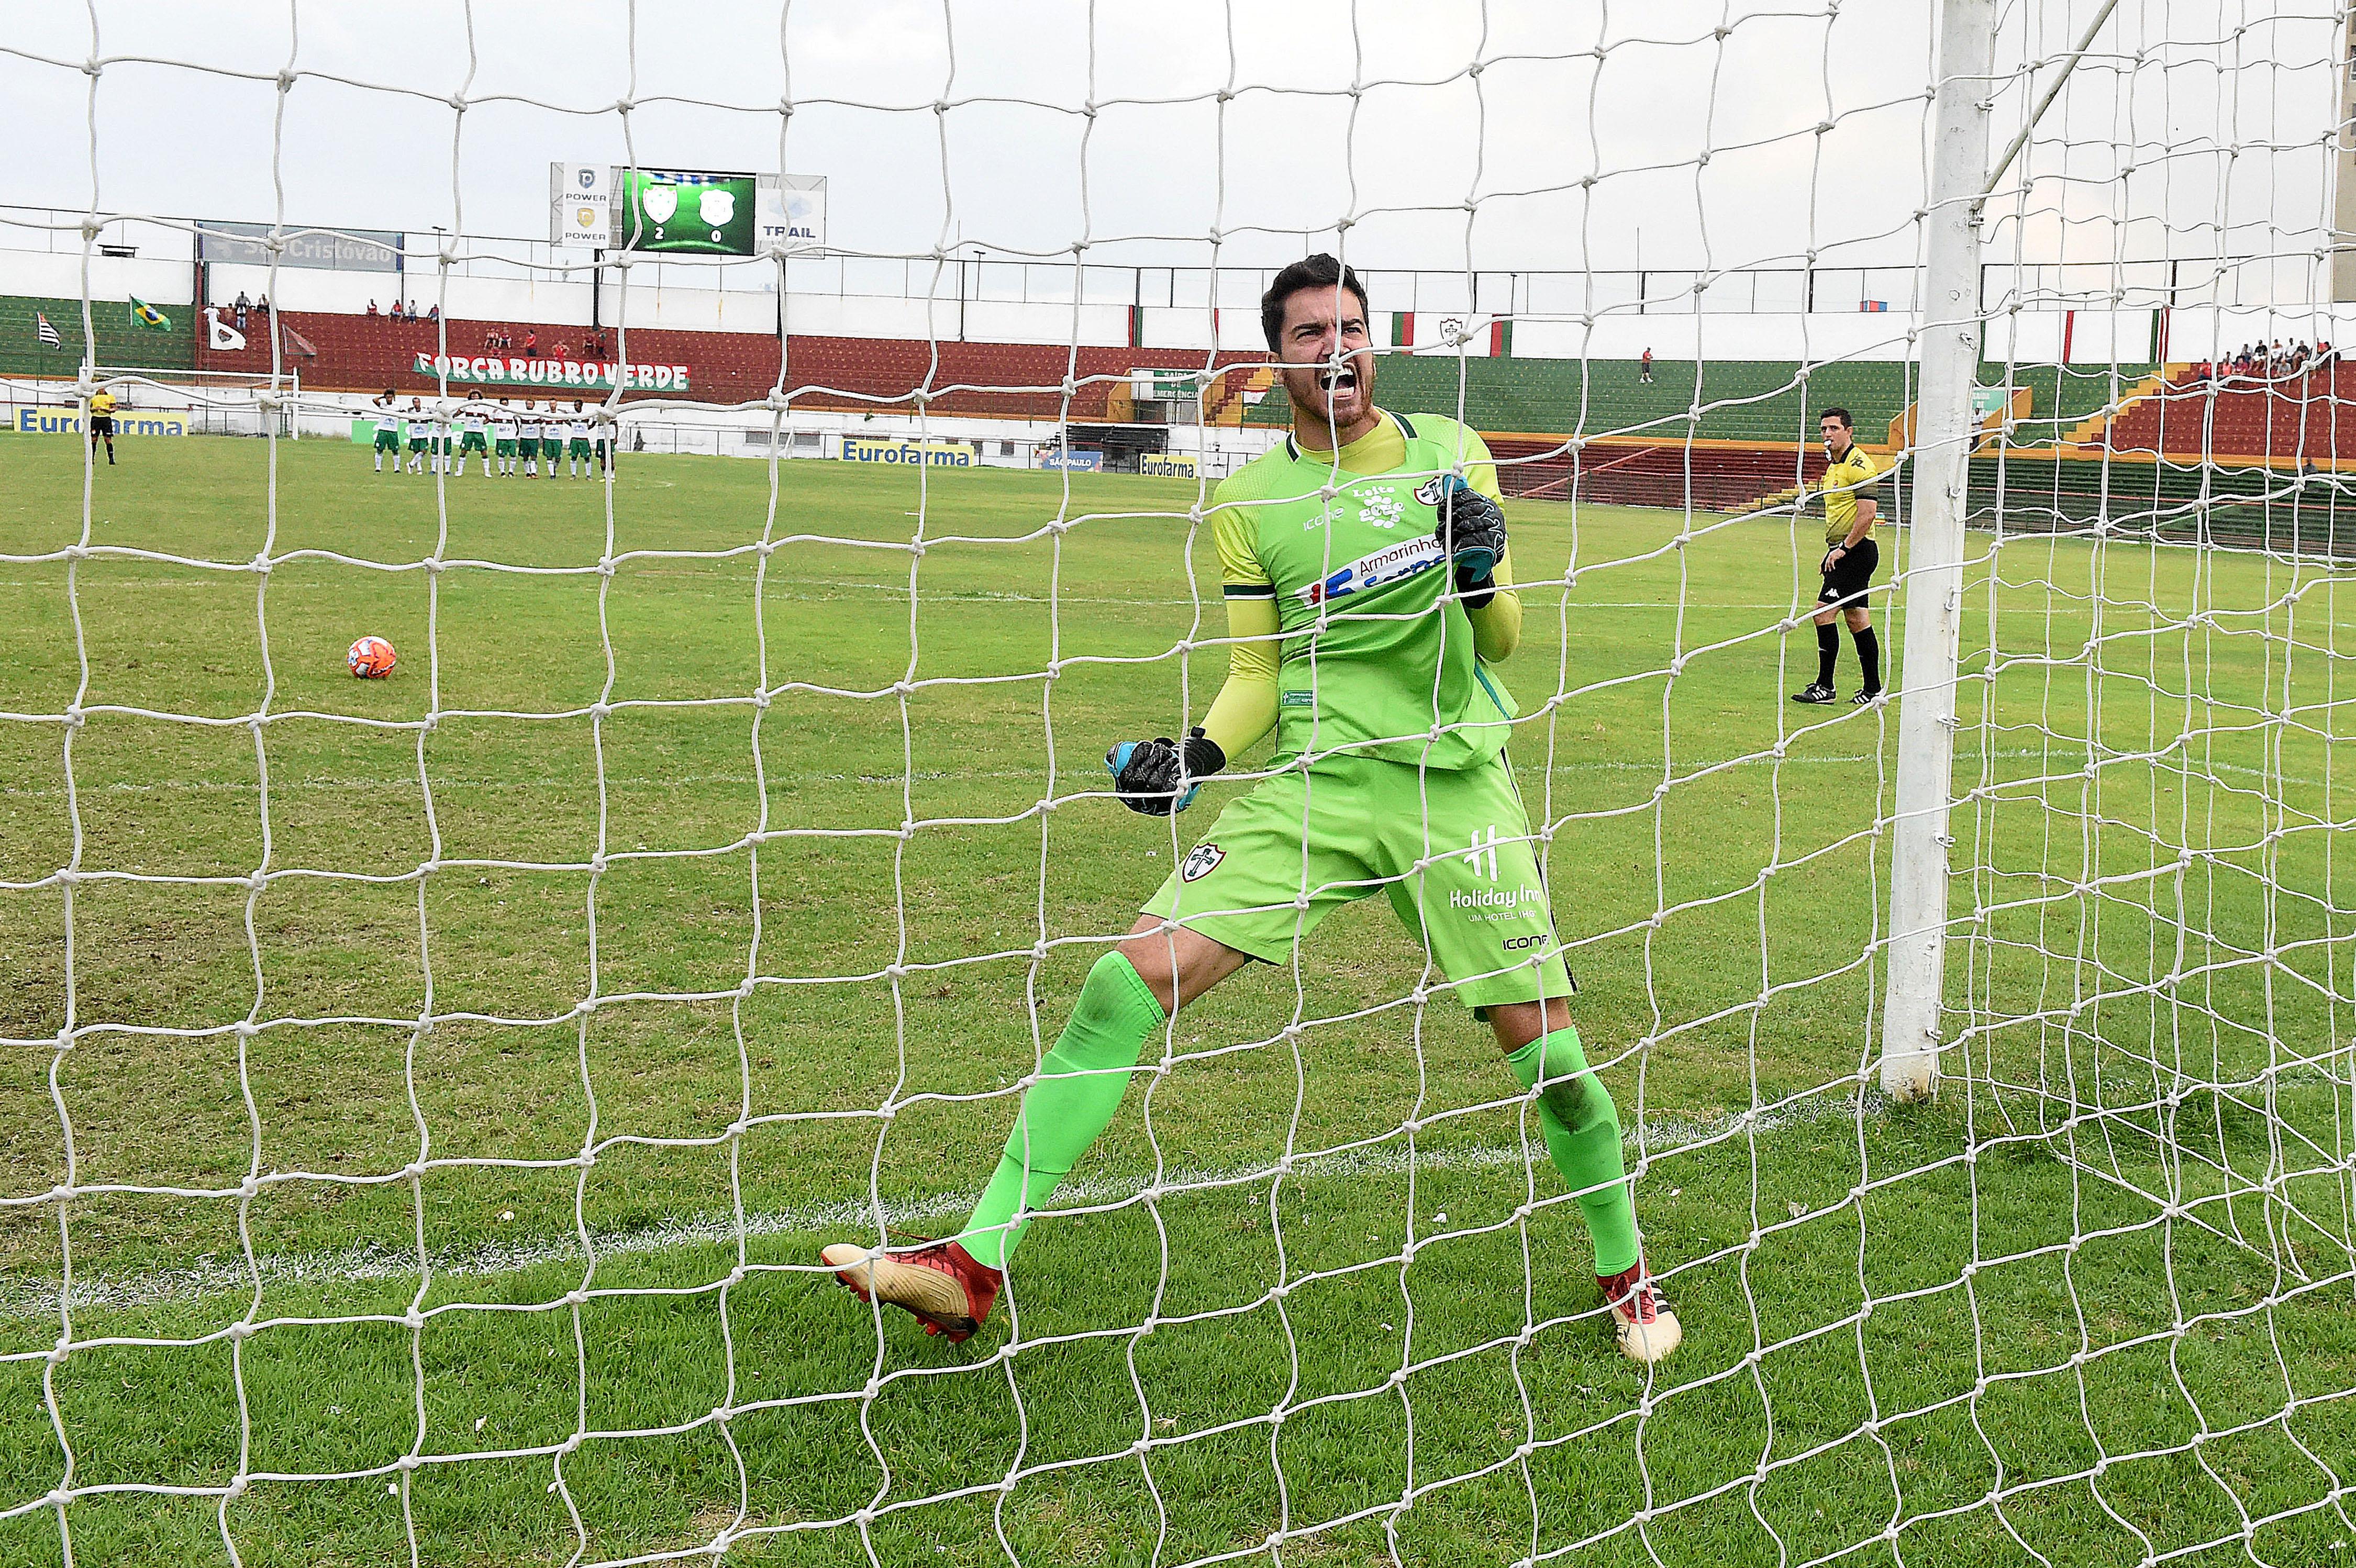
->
[0, 0, 2341, 289]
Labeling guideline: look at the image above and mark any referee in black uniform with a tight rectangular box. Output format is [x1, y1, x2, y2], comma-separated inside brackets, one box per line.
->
[1791, 408, 1883, 705]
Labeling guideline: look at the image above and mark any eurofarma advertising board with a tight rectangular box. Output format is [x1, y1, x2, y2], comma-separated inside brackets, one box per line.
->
[840, 436, 980, 467]
[12, 408, 187, 436]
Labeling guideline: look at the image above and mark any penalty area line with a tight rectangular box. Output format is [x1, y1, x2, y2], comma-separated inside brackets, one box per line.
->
[6, 1092, 1887, 1318]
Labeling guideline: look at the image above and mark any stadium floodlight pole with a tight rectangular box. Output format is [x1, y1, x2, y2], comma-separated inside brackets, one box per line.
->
[1880, 0, 1998, 1100]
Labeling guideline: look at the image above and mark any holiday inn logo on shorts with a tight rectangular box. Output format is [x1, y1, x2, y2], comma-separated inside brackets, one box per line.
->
[412, 353, 689, 392]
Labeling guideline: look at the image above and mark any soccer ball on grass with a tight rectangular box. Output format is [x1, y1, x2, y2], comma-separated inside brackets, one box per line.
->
[347, 636, 397, 678]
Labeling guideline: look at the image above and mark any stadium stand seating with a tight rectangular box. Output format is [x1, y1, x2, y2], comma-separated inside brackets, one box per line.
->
[1976, 361, 2163, 443]
[2095, 360, 2356, 463]
[180, 309, 1265, 417]
[1485, 435, 1828, 511]
[1969, 449, 2355, 552]
[0, 294, 195, 377]
[1251, 355, 1917, 446]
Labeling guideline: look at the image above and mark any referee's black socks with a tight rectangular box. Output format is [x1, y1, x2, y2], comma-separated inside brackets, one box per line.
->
[1816, 622, 1839, 687]
[1854, 626, 1881, 693]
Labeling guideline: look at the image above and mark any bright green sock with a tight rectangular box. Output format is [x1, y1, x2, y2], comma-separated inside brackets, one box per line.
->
[958, 951, 1165, 1270]
[1506, 1025, 1640, 1276]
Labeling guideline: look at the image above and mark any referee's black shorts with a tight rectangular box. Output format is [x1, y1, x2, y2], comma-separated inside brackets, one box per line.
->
[1817, 535, 1879, 609]
[90, 416, 115, 437]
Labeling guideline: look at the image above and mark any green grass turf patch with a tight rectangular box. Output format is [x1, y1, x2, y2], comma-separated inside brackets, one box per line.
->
[2, 434, 2352, 1565]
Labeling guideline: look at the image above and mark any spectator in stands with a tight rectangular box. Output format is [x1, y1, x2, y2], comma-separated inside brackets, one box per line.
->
[233, 298, 248, 331]
[1640, 347, 1654, 383]
[524, 329, 539, 358]
[368, 299, 380, 317]
[553, 339, 571, 361]
[255, 294, 269, 317]
[235, 290, 251, 313]
[427, 304, 441, 322]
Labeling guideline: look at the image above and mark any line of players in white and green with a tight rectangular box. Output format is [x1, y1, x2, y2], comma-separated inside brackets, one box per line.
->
[369, 389, 610, 477]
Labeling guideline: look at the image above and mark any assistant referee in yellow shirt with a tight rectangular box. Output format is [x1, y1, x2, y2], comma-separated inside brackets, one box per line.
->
[1791, 407, 1882, 705]
[87, 387, 119, 466]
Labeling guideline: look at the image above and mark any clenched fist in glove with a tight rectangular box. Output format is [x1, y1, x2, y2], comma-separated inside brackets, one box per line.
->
[1107, 727, 1226, 815]
[1434, 474, 1506, 608]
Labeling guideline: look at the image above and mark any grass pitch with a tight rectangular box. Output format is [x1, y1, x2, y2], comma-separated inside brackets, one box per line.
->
[2, 432, 2353, 1566]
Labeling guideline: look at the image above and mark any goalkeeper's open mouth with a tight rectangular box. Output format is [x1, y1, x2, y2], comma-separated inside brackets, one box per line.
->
[1317, 366, 1358, 397]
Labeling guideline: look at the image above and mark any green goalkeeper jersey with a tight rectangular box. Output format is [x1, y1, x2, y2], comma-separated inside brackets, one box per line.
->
[1214, 410, 1516, 771]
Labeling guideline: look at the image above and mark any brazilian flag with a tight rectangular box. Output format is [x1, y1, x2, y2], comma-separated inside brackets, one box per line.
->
[128, 297, 171, 331]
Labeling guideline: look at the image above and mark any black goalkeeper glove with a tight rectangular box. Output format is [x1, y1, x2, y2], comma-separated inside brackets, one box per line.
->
[1106, 726, 1226, 816]
[1434, 474, 1507, 608]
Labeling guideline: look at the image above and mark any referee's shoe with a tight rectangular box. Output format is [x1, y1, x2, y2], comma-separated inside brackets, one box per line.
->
[1790, 681, 1836, 704]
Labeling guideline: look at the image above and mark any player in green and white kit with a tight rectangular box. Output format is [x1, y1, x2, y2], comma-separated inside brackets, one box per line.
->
[492, 399, 520, 477]
[524, 404, 549, 477]
[453, 393, 491, 477]
[404, 401, 434, 473]
[370, 390, 402, 474]
[565, 401, 595, 477]
[823, 255, 1681, 1362]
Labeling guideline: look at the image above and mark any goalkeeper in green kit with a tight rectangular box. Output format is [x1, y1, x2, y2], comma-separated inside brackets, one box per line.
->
[824, 255, 1680, 1363]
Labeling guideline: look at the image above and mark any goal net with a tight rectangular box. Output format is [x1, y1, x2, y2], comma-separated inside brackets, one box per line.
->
[4, 3, 2353, 1566]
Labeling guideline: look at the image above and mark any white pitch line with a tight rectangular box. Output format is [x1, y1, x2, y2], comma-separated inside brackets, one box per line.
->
[4, 1093, 1886, 1318]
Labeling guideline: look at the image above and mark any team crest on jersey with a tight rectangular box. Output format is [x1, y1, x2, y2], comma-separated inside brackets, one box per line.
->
[1357, 492, 1405, 530]
[1414, 475, 1450, 507]
[1181, 843, 1225, 882]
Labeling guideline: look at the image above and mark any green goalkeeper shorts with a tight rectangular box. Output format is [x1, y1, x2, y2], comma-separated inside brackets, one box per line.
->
[1139, 750, 1573, 1012]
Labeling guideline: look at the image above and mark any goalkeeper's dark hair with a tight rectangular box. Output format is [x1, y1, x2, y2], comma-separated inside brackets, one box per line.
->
[1262, 254, 1371, 351]
[1818, 407, 1855, 429]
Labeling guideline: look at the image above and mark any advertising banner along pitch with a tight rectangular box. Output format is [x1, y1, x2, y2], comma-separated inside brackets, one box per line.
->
[412, 353, 691, 392]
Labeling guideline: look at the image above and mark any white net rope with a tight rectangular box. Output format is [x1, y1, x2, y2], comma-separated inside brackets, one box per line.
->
[3, 2, 2353, 1565]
